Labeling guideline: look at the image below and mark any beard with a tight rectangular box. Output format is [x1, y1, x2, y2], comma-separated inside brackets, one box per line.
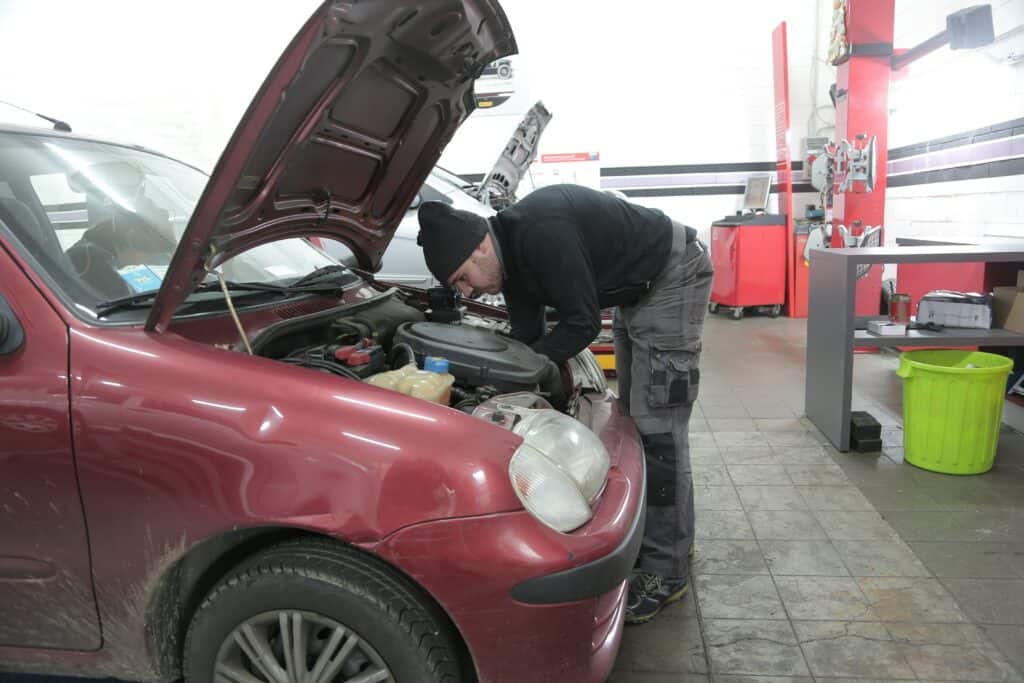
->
[471, 252, 503, 297]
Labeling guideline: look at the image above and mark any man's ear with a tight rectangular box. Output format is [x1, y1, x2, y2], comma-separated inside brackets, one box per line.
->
[476, 233, 493, 256]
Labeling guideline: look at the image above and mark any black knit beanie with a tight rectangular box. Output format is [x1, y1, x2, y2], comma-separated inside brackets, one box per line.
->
[416, 201, 489, 285]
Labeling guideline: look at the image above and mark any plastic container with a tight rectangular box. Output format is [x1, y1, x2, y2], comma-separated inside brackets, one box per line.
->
[365, 361, 455, 405]
[896, 350, 1013, 474]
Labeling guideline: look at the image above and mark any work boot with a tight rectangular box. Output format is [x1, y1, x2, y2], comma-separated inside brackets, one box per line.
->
[624, 570, 689, 625]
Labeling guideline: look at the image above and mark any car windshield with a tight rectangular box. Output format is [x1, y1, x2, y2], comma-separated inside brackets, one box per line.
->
[0, 131, 349, 319]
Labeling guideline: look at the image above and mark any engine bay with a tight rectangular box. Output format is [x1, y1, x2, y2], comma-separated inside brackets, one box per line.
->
[250, 289, 576, 415]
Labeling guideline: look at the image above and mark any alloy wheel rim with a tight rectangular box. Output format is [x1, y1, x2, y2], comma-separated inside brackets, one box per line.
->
[213, 609, 394, 683]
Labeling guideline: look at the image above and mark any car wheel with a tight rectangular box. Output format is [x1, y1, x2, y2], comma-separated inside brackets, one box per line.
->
[497, 64, 512, 79]
[184, 539, 465, 683]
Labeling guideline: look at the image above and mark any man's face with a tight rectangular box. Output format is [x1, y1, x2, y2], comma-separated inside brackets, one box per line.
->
[448, 235, 503, 299]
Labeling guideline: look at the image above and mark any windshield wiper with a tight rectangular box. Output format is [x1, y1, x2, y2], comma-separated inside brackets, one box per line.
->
[94, 290, 162, 315]
[289, 264, 351, 288]
[94, 279, 343, 316]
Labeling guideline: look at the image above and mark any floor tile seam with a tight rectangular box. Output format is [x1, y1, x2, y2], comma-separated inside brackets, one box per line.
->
[755, 540, 806, 667]
[804, 464, 966, 590]
[874, 621, 1024, 683]
[789, 622, 919, 682]
[755, 535, 852, 581]
[936, 574, 1024, 628]
[690, 556, 717, 683]
[751, 540, 945, 618]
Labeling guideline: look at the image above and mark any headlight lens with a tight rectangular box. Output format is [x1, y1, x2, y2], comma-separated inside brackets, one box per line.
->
[508, 409, 611, 533]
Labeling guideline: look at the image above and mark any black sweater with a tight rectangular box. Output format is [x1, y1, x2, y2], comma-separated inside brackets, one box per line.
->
[492, 184, 673, 363]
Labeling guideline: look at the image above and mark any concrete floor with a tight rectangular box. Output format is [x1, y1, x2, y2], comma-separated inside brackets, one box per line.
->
[610, 314, 1024, 682]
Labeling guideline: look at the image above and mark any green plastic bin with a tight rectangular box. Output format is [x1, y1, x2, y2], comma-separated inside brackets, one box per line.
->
[896, 350, 1013, 475]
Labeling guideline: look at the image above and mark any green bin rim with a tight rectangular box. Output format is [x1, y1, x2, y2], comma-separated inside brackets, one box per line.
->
[898, 350, 1013, 376]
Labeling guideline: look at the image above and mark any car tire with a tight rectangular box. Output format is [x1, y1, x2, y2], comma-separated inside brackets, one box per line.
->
[184, 538, 465, 683]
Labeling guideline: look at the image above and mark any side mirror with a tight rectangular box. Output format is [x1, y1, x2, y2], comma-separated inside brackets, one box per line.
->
[0, 294, 24, 355]
[409, 192, 423, 211]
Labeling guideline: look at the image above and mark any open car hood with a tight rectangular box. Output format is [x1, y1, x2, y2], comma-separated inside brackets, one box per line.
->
[146, 0, 516, 331]
[474, 100, 551, 209]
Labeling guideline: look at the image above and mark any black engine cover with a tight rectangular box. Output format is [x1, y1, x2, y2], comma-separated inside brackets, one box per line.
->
[394, 322, 548, 391]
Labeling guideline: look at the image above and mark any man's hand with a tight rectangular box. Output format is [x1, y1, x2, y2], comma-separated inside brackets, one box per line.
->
[539, 359, 569, 411]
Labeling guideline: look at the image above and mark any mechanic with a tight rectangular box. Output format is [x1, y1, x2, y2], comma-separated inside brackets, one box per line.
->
[416, 183, 713, 624]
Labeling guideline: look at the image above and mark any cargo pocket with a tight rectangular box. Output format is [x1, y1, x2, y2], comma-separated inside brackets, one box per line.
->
[647, 336, 700, 408]
[642, 432, 676, 505]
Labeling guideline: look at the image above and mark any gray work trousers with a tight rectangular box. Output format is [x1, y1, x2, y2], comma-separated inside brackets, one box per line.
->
[613, 222, 713, 582]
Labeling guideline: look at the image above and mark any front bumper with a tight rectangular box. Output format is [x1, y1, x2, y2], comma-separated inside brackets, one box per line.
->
[372, 395, 645, 683]
[511, 463, 645, 604]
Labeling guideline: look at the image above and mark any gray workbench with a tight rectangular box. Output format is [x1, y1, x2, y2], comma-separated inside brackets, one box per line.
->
[805, 245, 1024, 451]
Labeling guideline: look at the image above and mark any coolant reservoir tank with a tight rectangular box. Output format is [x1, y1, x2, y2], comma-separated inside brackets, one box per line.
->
[366, 357, 454, 404]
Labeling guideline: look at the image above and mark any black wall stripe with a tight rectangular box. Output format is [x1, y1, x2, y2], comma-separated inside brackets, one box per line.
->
[622, 183, 815, 198]
[455, 117, 1024, 193]
[888, 158, 1024, 188]
[600, 161, 805, 176]
[888, 116, 1024, 160]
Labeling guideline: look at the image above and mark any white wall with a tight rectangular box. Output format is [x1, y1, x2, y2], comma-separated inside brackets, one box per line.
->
[2, 1, 1017, 245]
[0, 0, 829, 238]
[442, 0, 825, 167]
[885, 0, 1024, 244]
[440, 0, 833, 232]
[0, 0, 320, 171]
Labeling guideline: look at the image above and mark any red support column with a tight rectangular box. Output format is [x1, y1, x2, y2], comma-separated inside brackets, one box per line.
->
[772, 23, 796, 317]
[830, 0, 895, 316]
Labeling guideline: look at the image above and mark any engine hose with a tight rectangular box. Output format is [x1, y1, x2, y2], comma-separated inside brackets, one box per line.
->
[450, 386, 472, 403]
[454, 399, 479, 413]
[282, 357, 362, 381]
[388, 342, 417, 369]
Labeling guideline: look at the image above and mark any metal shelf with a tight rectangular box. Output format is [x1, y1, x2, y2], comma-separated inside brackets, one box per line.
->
[854, 328, 1024, 347]
[805, 242, 1024, 451]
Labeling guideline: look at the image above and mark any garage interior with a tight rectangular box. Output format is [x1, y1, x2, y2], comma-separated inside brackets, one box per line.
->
[1, 0, 1024, 681]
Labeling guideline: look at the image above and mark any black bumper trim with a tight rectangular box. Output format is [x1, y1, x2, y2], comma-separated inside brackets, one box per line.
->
[510, 460, 647, 605]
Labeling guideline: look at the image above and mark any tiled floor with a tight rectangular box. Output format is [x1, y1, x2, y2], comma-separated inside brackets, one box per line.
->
[610, 315, 1024, 682]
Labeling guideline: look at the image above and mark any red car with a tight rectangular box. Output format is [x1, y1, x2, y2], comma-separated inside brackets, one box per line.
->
[0, 2, 644, 682]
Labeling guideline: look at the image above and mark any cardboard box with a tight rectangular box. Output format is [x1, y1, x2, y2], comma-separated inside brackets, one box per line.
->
[993, 289, 1024, 334]
[991, 270, 1024, 333]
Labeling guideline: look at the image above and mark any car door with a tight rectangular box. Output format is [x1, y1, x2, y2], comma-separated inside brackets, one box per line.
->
[0, 236, 102, 650]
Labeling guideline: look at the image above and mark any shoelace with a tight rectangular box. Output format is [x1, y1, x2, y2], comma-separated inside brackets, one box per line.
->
[631, 571, 663, 597]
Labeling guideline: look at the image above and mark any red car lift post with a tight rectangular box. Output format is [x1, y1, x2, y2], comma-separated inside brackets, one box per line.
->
[829, 0, 895, 317]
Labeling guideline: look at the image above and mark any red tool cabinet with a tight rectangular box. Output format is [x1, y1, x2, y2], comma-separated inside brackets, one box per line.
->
[709, 214, 787, 319]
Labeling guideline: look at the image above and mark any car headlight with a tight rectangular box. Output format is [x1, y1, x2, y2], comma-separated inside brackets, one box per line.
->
[508, 409, 611, 533]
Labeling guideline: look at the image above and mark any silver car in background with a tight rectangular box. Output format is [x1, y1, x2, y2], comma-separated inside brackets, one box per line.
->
[322, 102, 552, 292]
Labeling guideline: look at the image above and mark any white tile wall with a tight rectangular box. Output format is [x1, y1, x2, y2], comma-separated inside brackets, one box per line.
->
[886, 177, 1024, 243]
[887, 0, 1024, 245]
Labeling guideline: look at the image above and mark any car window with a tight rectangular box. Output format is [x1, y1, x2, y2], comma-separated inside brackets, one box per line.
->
[0, 131, 349, 320]
[29, 172, 89, 251]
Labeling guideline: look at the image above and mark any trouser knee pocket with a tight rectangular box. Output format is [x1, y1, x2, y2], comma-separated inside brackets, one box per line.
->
[642, 432, 677, 505]
[647, 337, 700, 408]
